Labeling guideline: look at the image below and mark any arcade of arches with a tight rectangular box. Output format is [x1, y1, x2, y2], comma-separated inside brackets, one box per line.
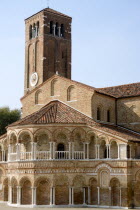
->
[0, 125, 140, 208]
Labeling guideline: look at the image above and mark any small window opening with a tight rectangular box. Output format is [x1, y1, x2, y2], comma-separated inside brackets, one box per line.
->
[127, 145, 130, 159]
[57, 143, 65, 151]
[50, 21, 53, 34]
[107, 110, 110, 122]
[61, 24, 64, 37]
[29, 25, 32, 39]
[104, 147, 107, 159]
[57, 143, 65, 159]
[55, 22, 59, 36]
[97, 107, 101, 121]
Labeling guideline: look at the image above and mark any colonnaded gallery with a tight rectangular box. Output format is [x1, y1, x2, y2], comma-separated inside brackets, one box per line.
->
[0, 7, 140, 208]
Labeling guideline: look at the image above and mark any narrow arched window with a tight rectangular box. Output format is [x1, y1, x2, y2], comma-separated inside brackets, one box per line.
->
[35, 90, 42, 105]
[127, 145, 130, 159]
[55, 22, 59, 36]
[50, 21, 53, 34]
[29, 25, 32, 39]
[104, 147, 107, 159]
[107, 110, 110, 122]
[67, 85, 75, 101]
[61, 24, 64, 37]
[36, 21, 39, 36]
[97, 107, 101, 121]
[51, 79, 58, 96]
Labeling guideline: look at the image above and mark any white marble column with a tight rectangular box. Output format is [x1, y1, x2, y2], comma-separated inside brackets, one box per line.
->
[118, 144, 120, 159]
[69, 187, 72, 205]
[106, 145, 109, 159]
[53, 24, 56, 36]
[9, 185, 12, 204]
[35, 25, 38, 37]
[83, 143, 86, 159]
[72, 142, 74, 159]
[16, 143, 21, 161]
[31, 142, 34, 160]
[109, 187, 111, 206]
[53, 142, 56, 160]
[8, 145, 11, 161]
[106, 144, 111, 159]
[83, 187, 86, 205]
[17, 186, 21, 205]
[53, 187, 55, 205]
[50, 187, 53, 205]
[86, 143, 89, 159]
[69, 142, 72, 159]
[97, 187, 100, 205]
[50, 142, 53, 159]
[96, 145, 100, 159]
[58, 26, 61, 37]
[32, 187, 36, 205]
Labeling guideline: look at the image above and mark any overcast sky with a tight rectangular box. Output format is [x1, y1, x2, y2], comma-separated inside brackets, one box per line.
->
[0, 0, 140, 109]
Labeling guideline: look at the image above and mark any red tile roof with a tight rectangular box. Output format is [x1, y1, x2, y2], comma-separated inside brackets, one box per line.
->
[44, 8, 72, 19]
[9, 100, 140, 141]
[25, 8, 71, 21]
[96, 82, 140, 98]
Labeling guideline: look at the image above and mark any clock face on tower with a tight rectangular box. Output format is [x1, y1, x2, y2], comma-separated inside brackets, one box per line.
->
[30, 72, 39, 87]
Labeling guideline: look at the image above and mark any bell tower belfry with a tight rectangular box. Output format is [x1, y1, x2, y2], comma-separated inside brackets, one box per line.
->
[24, 8, 72, 95]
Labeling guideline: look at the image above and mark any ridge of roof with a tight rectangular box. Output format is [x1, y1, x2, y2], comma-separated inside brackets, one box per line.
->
[25, 8, 71, 21]
[8, 100, 140, 142]
[96, 82, 140, 98]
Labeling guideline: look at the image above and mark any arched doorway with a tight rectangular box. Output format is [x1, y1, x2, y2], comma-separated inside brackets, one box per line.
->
[100, 170, 110, 206]
[90, 178, 98, 205]
[73, 176, 85, 205]
[110, 178, 120, 206]
[3, 178, 8, 202]
[55, 175, 69, 205]
[36, 180, 50, 205]
[11, 178, 18, 204]
[21, 180, 32, 205]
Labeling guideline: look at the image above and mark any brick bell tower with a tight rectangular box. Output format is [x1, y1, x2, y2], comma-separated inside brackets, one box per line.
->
[24, 8, 72, 95]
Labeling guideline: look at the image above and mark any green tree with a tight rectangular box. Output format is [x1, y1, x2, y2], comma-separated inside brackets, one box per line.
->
[0, 107, 21, 135]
